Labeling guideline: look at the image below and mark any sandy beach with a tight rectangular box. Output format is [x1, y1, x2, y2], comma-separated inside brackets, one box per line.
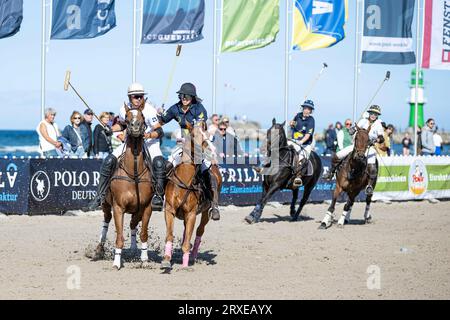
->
[0, 200, 449, 300]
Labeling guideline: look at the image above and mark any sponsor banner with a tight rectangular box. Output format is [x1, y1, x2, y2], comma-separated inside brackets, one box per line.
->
[0, 160, 29, 214]
[141, 0, 205, 44]
[374, 156, 450, 200]
[422, 0, 450, 70]
[51, 0, 116, 39]
[361, 0, 416, 64]
[292, 0, 348, 51]
[28, 159, 101, 214]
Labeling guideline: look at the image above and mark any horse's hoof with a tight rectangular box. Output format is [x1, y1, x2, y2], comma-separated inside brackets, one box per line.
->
[337, 223, 345, 229]
[113, 263, 121, 270]
[318, 223, 329, 230]
[160, 260, 172, 270]
[365, 217, 373, 224]
[140, 261, 152, 269]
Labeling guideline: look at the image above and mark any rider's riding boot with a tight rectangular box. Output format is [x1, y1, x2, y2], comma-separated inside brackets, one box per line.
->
[365, 164, 378, 195]
[152, 156, 166, 210]
[82, 154, 117, 212]
[322, 153, 340, 181]
[202, 170, 220, 221]
[293, 159, 307, 187]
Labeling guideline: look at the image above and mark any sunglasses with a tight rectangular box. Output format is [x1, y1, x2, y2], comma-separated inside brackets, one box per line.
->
[345, 123, 351, 126]
[73, 117, 81, 120]
[368, 112, 378, 116]
[219, 128, 227, 131]
[131, 95, 144, 100]
[179, 94, 193, 100]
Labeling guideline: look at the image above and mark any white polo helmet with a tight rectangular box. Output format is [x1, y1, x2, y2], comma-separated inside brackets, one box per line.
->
[127, 83, 147, 96]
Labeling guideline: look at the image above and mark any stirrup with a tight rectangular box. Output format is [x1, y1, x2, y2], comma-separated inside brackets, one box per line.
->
[293, 177, 303, 187]
[151, 195, 164, 211]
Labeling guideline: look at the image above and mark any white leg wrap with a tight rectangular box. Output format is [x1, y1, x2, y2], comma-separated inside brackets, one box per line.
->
[338, 211, 350, 225]
[364, 205, 371, 220]
[321, 211, 334, 228]
[99, 221, 109, 243]
[141, 242, 148, 262]
[113, 248, 122, 269]
[130, 229, 137, 250]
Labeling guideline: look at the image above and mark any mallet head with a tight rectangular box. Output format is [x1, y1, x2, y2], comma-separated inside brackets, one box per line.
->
[176, 44, 182, 57]
[64, 71, 71, 91]
[323, 62, 328, 68]
[385, 71, 391, 81]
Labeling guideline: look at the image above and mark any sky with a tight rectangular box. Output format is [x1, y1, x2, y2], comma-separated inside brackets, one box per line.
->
[0, 0, 449, 133]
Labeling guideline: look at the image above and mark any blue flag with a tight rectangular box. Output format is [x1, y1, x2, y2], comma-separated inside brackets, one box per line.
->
[361, 0, 416, 64]
[0, 0, 23, 39]
[292, 0, 348, 51]
[141, 0, 205, 44]
[51, 0, 116, 39]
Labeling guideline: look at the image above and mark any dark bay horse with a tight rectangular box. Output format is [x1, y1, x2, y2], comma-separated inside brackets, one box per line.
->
[93, 105, 154, 269]
[319, 126, 377, 229]
[245, 118, 322, 224]
[161, 122, 222, 270]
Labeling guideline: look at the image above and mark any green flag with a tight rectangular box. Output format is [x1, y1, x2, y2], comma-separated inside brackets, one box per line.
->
[221, 0, 280, 53]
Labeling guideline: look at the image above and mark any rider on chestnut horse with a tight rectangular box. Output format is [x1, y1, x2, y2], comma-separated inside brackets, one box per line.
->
[158, 83, 221, 221]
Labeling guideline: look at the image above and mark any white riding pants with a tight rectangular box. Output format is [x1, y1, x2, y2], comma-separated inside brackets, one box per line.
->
[287, 141, 312, 162]
[169, 145, 211, 172]
[113, 138, 162, 160]
[336, 144, 377, 164]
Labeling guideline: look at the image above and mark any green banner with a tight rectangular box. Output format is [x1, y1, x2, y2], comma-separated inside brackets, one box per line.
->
[221, 0, 279, 53]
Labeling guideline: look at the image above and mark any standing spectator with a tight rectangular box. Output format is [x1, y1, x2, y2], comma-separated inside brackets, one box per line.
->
[36, 107, 62, 157]
[80, 109, 94, 157]
[208, 113, 220, 136]
[402, 132, 413, 156]
[421, 118, 436, 155]
[337, 119, 353, 152]
[222, 116, 236, 136]
[335, 121, 343, 151]
[323, 123, 337, 155]
[212, 121, 244, 159]
[62, 111, 85, 158]
[385, 124, 395, 156]
[433, 126, 443, 156]
[93, 112, 113, 159]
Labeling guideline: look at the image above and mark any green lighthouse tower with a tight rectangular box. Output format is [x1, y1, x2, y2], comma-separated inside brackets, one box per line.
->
[409, 68, 425, 128]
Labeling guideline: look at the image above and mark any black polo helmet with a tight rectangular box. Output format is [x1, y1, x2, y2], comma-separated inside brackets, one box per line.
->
[177, 83, 202, 102]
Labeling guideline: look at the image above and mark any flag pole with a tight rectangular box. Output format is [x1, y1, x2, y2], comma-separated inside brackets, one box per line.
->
[284, 0, 291, 133]
[352, 0, 361, 123]
[414, 0, 421, 156]
[41, 0, 47, 120]
[212, 0, 218, 115]
[132, 0, 137, 82]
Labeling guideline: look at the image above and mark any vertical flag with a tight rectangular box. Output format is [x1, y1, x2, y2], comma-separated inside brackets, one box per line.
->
[0, 0, 23, 39]
[51, 0, 116, 39]
[221, 0, 280, 53]
[141, 0, 205, 44]
[361, 0, 416, 64]
[422, 0, 450, 70]
[292, 0, 348, 51]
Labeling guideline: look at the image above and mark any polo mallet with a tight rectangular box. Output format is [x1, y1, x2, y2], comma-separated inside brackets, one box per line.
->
[64, 71, 106, 128]
[304, 62, 328, 101]
[161, 45, 183, 111]
[358, 71, 391, 121]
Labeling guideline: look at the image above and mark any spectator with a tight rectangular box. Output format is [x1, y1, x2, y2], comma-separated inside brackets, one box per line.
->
[337, 119, 353, 153]
[417, 126, 423, 155]
[93, 112, 113, 159]
[433, 126, 443, 156]
[208, 113, 220, 136]
[375, 122, 389, 156]
[212, 121, 244, 159]
[335, 121, 343, 151]
[385, 124, 395, 156]
[36, 107, 62, 157]
[62, 111, 86, 158]
[80, 109, 94, 157]
[222, 116, 236, 136]
[421, 118, 436, 155]
[107, 112, 115, 127]
[402, 132, 413, 156]
[110, 116, 125, 152]
[323, 123, 337, 155]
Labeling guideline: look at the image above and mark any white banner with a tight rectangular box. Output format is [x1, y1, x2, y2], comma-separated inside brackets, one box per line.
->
[422, 0, 450, 70]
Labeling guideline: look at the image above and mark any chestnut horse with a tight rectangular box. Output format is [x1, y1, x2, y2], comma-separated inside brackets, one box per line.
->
[92, 105, 154, 269]
[319, 126, 377, 229]
[160, 122, 222, 270]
